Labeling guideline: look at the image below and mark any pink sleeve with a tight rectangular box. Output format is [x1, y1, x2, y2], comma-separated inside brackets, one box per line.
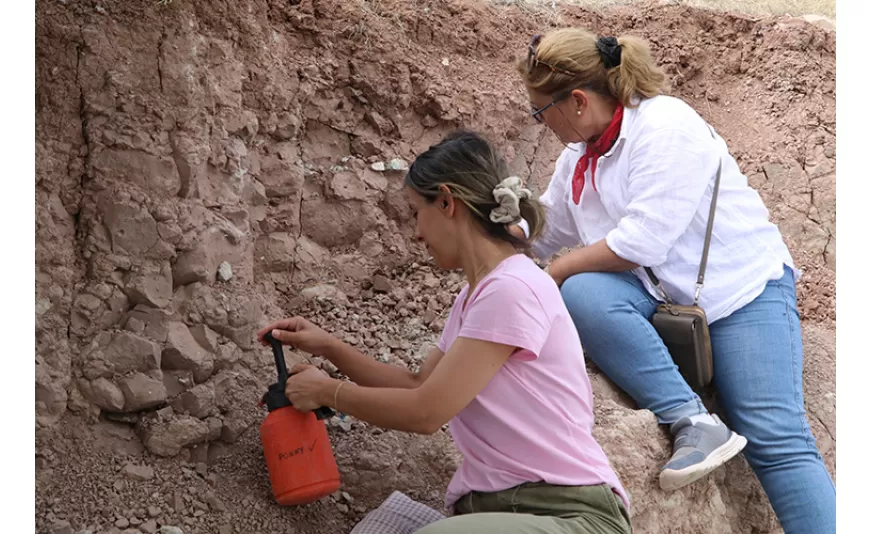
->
[436, 290, 464, 353]
[457, 276, 550, 358]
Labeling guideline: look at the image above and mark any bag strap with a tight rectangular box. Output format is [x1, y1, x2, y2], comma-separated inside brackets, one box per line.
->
[645, 124, 722, 306]
[643, 265, 672, 305]
[695, 157, 723, 303]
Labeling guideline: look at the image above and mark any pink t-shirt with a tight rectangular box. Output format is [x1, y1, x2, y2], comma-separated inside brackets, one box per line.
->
[437, 254, 628, 511]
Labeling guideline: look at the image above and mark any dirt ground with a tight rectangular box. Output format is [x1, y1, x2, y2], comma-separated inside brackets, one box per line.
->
[550, 0, 835, 19]
[34, 0, 835, 533]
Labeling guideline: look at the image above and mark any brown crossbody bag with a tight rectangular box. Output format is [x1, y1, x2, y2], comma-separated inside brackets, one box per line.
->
[643, 135, 722, 393]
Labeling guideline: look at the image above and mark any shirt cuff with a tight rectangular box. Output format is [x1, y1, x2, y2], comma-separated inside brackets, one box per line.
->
[516, 218, 530, 239]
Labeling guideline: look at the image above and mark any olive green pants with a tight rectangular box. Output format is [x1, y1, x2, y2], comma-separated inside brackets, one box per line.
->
[416, 483, 632, 534]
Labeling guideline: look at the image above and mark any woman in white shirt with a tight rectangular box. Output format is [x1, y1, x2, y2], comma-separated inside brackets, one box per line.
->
[513, 28, 835, 534]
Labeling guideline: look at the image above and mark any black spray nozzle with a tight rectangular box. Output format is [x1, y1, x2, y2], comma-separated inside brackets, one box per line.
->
[263, 331, 289, 383]
[261, 331, 335, 420]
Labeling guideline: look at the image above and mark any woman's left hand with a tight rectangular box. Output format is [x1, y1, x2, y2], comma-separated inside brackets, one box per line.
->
[284, 364, 336, 412]
[546, 258, 568, 287]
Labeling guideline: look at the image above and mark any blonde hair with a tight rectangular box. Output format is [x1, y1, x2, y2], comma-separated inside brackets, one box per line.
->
[518, 28, 669, 108]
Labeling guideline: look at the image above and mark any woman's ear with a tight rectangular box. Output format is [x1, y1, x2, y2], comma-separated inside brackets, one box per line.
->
[570, 89, 589, 114]
[436, 184, 456, 217]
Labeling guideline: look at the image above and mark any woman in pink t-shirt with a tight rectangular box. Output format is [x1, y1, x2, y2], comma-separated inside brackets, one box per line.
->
[258, 131, 631, 534]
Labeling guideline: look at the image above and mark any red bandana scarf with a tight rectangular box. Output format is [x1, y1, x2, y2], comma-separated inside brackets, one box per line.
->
[571, 104, 625, 204]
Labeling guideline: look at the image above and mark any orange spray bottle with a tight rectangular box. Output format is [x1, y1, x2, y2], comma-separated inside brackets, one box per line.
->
[259, 332, 341, 505]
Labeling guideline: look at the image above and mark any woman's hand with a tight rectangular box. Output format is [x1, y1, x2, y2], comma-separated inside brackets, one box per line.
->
[284, 364, 337, 413]
[256, 316, 337, 356]
[545, 241, 640, 287]
[507, 224, 528, 241]
[546, 257, 569, 287]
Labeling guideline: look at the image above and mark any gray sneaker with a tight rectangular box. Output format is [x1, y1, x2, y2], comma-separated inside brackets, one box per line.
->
[659, 414, 748, 491]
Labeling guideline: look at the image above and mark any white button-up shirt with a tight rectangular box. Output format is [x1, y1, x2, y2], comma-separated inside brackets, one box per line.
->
[530, 95, 796, 323]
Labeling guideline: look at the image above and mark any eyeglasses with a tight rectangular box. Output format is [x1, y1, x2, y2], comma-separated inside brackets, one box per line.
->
[527, 34, 576, 77]
[527, 34, 577, 124]
[530, 95, 568, 124]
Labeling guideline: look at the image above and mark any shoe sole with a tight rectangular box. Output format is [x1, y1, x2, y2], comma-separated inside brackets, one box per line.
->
[659, 432, 748, 491]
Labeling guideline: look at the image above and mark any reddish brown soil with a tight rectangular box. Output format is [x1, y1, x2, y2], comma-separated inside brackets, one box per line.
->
[35, 0, 834, 533]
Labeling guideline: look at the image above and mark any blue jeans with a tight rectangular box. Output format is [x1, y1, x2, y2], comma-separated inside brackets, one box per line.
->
[561, 267, 835, 534]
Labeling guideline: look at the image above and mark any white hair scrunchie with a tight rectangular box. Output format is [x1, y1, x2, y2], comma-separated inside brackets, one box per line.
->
[490, 176, 531, 224]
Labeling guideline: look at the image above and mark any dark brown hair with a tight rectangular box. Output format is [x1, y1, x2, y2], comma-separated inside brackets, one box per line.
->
[405, 130, 546, 248]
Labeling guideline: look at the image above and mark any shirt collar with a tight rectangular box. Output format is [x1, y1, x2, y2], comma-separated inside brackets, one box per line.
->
[566, 95, 642, 156]
[603, 95, 642, 156]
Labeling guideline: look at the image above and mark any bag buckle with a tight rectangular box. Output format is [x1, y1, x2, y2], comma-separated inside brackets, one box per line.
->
[693, 283, 703, 306]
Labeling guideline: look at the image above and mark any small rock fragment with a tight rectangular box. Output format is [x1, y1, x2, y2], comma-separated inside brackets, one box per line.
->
[422, 309, 437, 325]
[372, 275, 392, 293]
[220, 416, 249, 444]
[162, 370, 194, 399]
[171, 383, 216, 419]
[300, 284, 348, 303]
[189, 325, 219, 353]
[196, 463, 208, 478]
[217, 262, 233, 282]
[206, 416, 223, 441]
[125, 264, 173, 308]
[122, 464, 155, 481]
[83, 331, 161, 380]
[189, 442, 209, 465]
[255, 232, 296, 272]
[163, 322, 214, 383]
[141, 415, 210, 457]
[120, 373, 167, 412]
[172, 492, 184, 512]
[370, 161, 386, 172]
[36, 298, 52, 315]
[88, 377, 126, 412]
[205, 491, 226, 512]
[389, 158, 408, 171]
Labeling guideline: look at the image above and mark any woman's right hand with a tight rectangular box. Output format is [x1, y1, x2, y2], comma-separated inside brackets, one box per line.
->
[256, 316, 337, 356]
[507, 223, 528, 241]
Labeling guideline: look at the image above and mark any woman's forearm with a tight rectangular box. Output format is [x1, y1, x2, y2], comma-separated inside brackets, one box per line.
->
[321, 338, 420, 389]
[320, 380, 436, 434]
[551, 239, 639, 283]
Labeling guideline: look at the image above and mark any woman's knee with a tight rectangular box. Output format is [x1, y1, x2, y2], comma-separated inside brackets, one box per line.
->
[561, 273, 612, 316]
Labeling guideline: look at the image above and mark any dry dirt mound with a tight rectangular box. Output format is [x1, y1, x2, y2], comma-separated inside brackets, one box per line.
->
[35, 0, 835, 533]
